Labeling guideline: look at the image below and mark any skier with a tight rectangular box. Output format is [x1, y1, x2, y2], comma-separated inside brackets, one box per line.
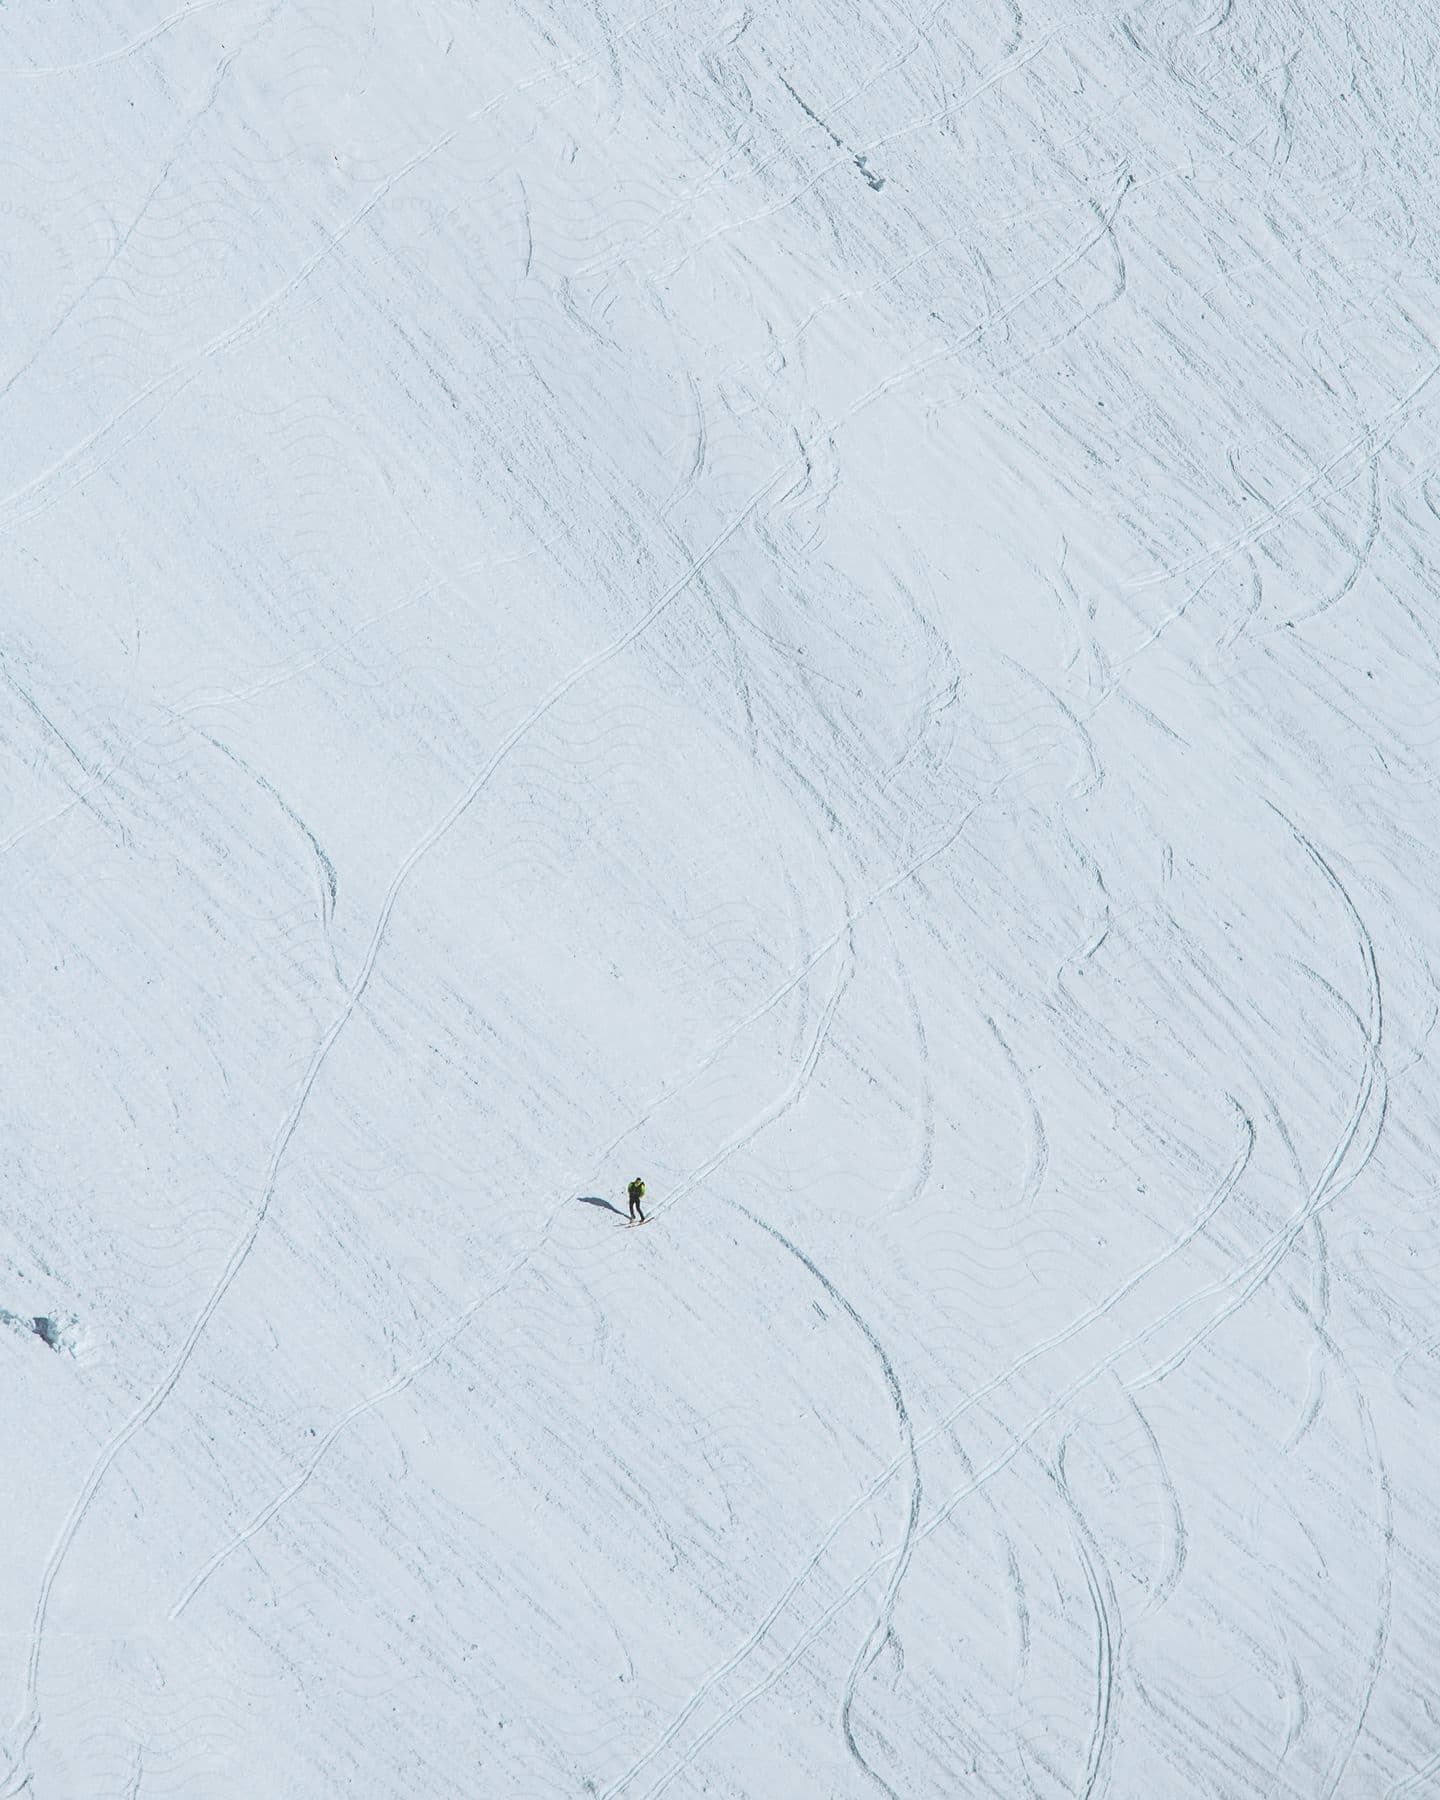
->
[627, 1176, 646, 1225]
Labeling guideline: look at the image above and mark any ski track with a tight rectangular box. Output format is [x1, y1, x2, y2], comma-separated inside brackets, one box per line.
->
[188, 722, 345, 989]
[162, 758, 984, 1632]
[1129, 812, 1386, 1393]
[626, 998, 1403, 1795]
[1056, 1434, 1119, 1800]
[171, 883, 857, 1618]
[1129, 352, 1440, 599]
[728, 1201, 917, 1800]
[8, 2, 1440, 1793]
[1, 414, 871, 1786]
[1126, 1390, 1187, 1623]
[1388, 1747, 1440, 1800]
[1320, 1385, 1395, 1800]
[604, 1104, 1256, 1796]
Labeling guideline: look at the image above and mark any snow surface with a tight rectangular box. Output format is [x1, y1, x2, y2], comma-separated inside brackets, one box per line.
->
[3, 1, 1440, 1794]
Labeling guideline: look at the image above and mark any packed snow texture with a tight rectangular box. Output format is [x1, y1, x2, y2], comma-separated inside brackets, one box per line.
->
[3, 1, 1439, 1795]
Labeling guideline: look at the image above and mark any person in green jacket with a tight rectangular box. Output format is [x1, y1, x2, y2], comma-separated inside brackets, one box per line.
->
[627, 1176, 646, 1225]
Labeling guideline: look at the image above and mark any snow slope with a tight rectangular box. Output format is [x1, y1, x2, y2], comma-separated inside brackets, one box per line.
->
[3, 0, 1440, 1793]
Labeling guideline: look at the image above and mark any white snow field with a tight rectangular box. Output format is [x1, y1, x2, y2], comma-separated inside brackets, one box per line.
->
[4, 0, 1440, 1794]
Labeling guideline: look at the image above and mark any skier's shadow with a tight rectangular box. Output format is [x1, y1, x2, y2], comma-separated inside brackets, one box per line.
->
[576, 1195, 624, 1217]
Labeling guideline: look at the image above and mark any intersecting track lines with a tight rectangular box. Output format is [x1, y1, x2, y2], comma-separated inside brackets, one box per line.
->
[1128, 808, 1385, 1393]
[601, 955, 886, 1800]
[577, 11, 1030, 285]
[606, 802, 982, 1230]
[638, 1159, 1347, 1800]
[831, 926, 932, 1794]
[1387, 1743, 1440, 1799]
[835, 168, 1134, 422]
[167, 924, 855, 1622]
[0, 1, 286, 416]
[161, 813, 1012, 1768]
[166, 1235, 552, 1621]
[168, 802, 984, 1631]
[1126, 350, 1440, 600]
[602, 1103, 1255, 1798]
[0, 647, 129, 848]
[729, 1200, 916, 1800]
[0, 428, 867, 1794]
[3, 128, 1134, 888]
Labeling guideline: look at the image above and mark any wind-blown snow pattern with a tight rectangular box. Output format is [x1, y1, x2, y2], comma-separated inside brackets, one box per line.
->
[2, 1, 1440, 1795]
